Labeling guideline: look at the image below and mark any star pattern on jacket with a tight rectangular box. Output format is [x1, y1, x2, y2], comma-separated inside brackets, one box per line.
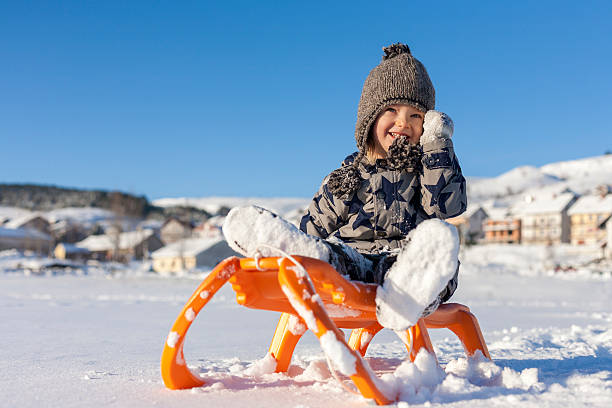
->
[392, 209, 417, 235]
[312, 194, 324, 214]
[376, 176, 406, 210]
[424, 174, 447, 207]
[352, 209, 374, 231]
[437, 191, 453, 214]
[343, 195, 364, 215]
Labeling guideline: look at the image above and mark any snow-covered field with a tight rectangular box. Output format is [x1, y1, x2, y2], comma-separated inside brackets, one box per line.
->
[2, 244, 611, 407]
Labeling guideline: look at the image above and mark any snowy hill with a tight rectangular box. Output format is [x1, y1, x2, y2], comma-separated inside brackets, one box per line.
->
[467, 154, 612, 209]
[467, 166, 562, 200]
[152, 196, 311, 218]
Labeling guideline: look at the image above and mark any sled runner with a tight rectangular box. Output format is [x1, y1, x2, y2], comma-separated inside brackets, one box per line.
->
[161, 255, 490, 405]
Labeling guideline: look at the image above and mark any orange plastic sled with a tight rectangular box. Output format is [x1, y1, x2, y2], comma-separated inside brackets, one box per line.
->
[161, 256, 490, 405]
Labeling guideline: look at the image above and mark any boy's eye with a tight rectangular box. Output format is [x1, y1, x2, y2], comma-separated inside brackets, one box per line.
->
[385, 107, 396, 113]
[411, 113, 423, 119]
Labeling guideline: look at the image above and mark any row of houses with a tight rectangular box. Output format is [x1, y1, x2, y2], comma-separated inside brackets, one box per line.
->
[0, 213, 236, 274]
[3, 186, 612, 272]
[448, 187, 612, 253]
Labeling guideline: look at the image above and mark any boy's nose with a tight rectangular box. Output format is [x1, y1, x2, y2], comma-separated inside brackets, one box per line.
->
[395, 117, 407, 128]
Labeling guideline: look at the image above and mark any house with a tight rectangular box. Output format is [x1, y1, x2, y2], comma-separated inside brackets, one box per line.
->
[3, 213, 51, 236]
[54, 242, 91, 261]
[50, 220, 90, 244]
[193, 215, 225, 238]
[151, 237, 238, 274]
[0, 227, 53, 254]
[446, 205, 488, 244]
[75, 229, 163, 262]
[513, 192, 577, 245]
[160, 217, 194, 244]
[567, 194, 612, 245]
[483, 217, 521, 244]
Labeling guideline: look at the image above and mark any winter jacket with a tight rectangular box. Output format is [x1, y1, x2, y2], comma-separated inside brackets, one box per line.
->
[300, 139, 467, 255]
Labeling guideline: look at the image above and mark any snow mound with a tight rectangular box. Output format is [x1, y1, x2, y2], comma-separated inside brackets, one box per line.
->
[468, 166, 561, 199]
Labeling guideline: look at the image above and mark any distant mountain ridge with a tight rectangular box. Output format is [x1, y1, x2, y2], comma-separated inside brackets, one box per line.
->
[0, 184, 148, 215]
[0, 184, 210, 221]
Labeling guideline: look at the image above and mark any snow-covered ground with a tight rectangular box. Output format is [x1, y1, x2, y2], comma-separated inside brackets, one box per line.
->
[2, 244, 611, 407]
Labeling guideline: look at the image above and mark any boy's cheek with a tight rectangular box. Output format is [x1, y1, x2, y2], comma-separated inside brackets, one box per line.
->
[412, 132, 423, 144]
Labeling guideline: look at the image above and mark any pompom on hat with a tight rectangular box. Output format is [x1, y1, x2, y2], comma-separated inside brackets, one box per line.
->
[327, 43, 434, 200]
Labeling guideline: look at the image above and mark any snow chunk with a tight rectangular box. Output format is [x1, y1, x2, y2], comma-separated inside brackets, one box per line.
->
[325, 304, 361, 318]
[281, 285, 318, 332]
[199, 290, 210, 300]
[445, 350, 542, 391]
[175, 344, 186, 366]
[319, 331, 357, 377]
[166, 331, 180, 348]
[294, 359, 332, 381]
[287, 315, 307, 336]
[244, 353, 277, 376]
[380, 350, 445, 403]
[359, 331, 374, 350]
[184, 307, 195, 322]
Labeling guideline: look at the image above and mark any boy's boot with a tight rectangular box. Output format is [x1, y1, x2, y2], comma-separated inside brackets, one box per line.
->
[375, 219, 459, 331]
[222, 205, 331, 260]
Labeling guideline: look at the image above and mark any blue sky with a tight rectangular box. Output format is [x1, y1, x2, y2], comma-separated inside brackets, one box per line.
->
[2, 1, 611, 200]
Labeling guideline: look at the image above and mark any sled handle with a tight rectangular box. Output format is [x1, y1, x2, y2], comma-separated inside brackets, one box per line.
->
[160, 257, 240, 389]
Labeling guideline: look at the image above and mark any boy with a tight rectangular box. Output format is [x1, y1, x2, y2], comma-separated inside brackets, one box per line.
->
[223, 43, 466, 331]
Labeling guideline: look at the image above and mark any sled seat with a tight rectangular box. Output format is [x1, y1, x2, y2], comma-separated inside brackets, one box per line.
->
[161, 256, 490, 405]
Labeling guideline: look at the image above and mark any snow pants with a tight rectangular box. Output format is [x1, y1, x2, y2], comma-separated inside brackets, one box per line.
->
[324, 240, 459, 314]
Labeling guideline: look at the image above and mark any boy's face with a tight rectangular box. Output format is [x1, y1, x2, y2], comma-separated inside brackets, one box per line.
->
[371, 104, 424, 158]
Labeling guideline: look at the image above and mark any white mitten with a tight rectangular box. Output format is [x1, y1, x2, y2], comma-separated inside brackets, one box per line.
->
[420, 110, 454, 145]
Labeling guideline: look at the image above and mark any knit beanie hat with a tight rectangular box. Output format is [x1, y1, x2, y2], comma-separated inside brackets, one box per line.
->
[327, 43, 435, 200]
[355, 43, 435, 153]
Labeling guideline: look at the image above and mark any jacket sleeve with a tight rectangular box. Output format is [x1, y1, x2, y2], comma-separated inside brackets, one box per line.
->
[299, 178, 343, 239]
[419, 139, 467, 219]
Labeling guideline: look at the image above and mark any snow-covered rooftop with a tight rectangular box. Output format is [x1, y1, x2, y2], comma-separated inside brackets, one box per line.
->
[512, 193, 576, 215]
[3, 212, 48, 229]
[45, 207, 116, 226]
[461, 204, 488, 219]
[76, 229, 154, 251]
[151, 237, 225, 258]
[568, 194, 612, 215]
[0, 206, 32, 221]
